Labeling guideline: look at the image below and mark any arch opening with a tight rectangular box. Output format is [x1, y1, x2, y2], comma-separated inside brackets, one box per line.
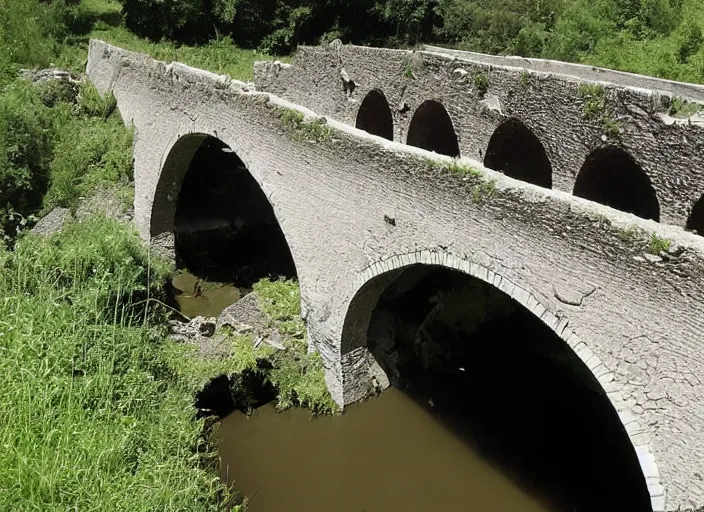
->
[355, 89, 394, 141]
[406, 100, 460, 157]
[686, 194, 704, 236]
[342, 263, 652, 511]
[162, 135, 297, 285]
[573, 147, 660, 221]
[484, 118, 553, 188]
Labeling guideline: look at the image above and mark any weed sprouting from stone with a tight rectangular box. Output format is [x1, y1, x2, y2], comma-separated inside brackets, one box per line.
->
[601, 116, 621, 138]
[472, 180, 497, 203]
[578, 83, 621, 137]
[252, 278, 339, 415]
[648, 233, 671, 254]
[446, 159, 481, 177]
[401, 55, 415, 79]
[520, 70, 531, 89]
[579, 83, 606, 120]
[278, 107, 332, 142]
[668, 96, 703, 118]
[474, 71, 490, 97]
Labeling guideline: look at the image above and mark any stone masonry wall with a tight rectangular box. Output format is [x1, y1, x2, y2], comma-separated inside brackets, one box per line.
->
[254, 43, 704, 228]
[87, 39, 704, 510]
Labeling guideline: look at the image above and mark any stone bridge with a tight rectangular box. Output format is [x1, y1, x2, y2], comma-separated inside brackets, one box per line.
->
[86, 39, 704, 511]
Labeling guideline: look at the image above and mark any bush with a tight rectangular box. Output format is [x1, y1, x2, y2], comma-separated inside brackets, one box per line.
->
[0, 80, 54, 240]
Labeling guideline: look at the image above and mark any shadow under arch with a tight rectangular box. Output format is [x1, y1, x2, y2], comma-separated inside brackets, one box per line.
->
[484, 118, 552, 188]
[686, 194, 704, 235]
[406, 100, 460, 157]
[151, 132, 297, 285]
[341, 251, 661, 512]
[573, 146, 660, 221]
[356, 89, 394, 141]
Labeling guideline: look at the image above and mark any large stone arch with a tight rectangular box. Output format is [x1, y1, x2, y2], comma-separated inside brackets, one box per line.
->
[355, 89, 394, 141]
[406, 100, 460, 157]
[149, 130, 298, 282]
[573, 146, 660, 221]
[484, 118, 552, 189]
[340, 249, 665, 511]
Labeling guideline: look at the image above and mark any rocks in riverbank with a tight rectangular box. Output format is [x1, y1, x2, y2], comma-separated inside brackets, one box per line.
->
[29, 186, 134, 237]
[30, 207, 71, 236]
[20, 68, 82, 106]
[170, 291, 287, 360]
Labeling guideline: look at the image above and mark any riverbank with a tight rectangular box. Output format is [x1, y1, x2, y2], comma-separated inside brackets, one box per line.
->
[0, 208, 337, 510]
[0, 215, 232, 510]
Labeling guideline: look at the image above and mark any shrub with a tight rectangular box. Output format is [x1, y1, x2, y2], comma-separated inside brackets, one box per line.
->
[0, 79, 54, 240]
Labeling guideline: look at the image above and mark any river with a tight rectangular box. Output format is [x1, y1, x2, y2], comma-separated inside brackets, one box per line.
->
[217, 387, 551, 512]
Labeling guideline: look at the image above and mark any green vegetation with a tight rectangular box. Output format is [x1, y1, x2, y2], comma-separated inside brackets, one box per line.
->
[520, 70, 531, 89]
[107, 0, 704, 85]
[472, 180, 498, 203]
[278, 107, 333, 142]
[578, 83, 621, 137]
[668, 96, 703, 117]
[401, 55, 416, 79]
[649, 232, 672, 254]
[578, 83, 606, 120]
[0, 73, 133, 241]
[254, 278, 338, 415]
[445, 159, 481, 177]
[169, 277, 338, 416]
[474, 71, 490, 97]
[0, 216, 241, 511]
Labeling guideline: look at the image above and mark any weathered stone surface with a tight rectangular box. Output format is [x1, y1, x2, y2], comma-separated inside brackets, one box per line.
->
[86, 39, 704, 510]
[253, 43, 704, 228]
[30, 207, 70, 236]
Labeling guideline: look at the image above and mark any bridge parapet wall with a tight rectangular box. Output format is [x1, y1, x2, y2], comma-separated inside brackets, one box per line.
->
[254, 43, 704, 228]
[88, 39, 704, 510]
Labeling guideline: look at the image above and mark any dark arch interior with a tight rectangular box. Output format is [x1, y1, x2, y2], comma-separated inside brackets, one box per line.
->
[686, 194, 704, 235]
[573, 147, 660, 221]
[355, 89, 394, 141]
[359, 265, 651, 511]
[173, 137, 297, 285]
[484, 118, 552, 188]
[406, 100, 460, 157]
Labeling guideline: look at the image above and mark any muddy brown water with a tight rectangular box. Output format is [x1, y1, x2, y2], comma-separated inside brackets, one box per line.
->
[217, 388, 551, 512]
[170, 270, 244, 318]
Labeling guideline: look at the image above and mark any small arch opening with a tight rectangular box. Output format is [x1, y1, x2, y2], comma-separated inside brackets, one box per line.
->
[406, 100, 460, 157]
[484, 118, 552, 188]
[341, 264, 652, 511]
[573, 147, 660, 221]
[356, 89, 394, 141]
[686, 194, 704, 236]
[171, 136, 297, 285]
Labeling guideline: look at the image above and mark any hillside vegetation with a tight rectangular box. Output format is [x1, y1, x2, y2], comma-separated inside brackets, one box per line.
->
[115, 0, 704, 83]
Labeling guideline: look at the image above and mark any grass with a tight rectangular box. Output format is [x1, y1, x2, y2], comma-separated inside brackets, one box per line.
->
[668, 96, 703, 117]
[0, 215, 241, 511]
[400, 55, 415, 79]
[278, 107, 333, 142]
[253, 278, 339, 415]
[578, 83, 606, 120]
[648, 233, 672, 254]
[474, 71, 490, 97]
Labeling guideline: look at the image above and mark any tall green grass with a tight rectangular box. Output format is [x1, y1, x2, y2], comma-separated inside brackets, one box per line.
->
[0, 216, 235, 511]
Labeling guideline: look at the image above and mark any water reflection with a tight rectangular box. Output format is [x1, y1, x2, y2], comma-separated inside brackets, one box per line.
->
[217, 388, 552, 512]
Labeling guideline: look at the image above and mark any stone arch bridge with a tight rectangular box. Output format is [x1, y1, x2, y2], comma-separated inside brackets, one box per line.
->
[86, 39, 704, 511]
